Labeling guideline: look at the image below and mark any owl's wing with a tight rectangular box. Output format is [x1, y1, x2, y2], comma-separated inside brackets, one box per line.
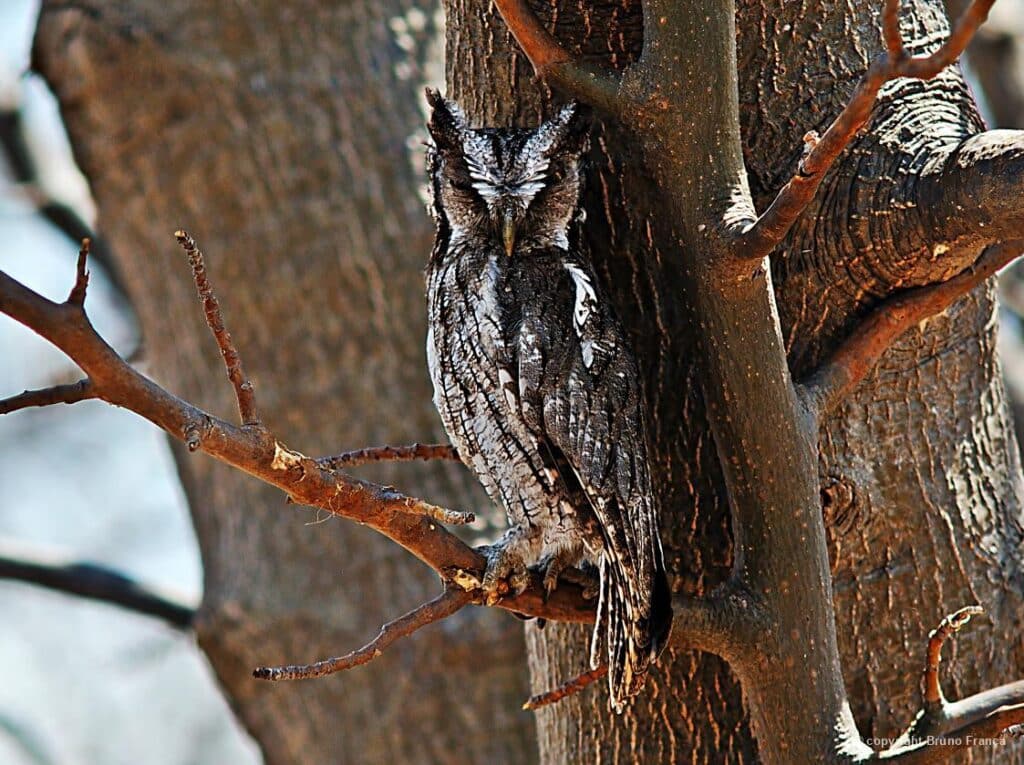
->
[539, 351, 660, 607]
[519, 258, 670, 706]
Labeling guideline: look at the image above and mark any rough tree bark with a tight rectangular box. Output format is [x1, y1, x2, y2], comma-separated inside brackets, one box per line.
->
[31, 2, 536, 763]
[446, 0, 1024, 762]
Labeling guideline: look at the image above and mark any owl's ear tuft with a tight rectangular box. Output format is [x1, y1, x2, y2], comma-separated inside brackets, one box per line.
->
[535, 101, 591, 158]
[425, 89, 466, 154]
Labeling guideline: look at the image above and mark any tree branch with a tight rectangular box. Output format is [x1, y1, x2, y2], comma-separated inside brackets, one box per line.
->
[490, 0, 624, 114]
[800, 240, 1023, 418]
[523, 665, 607, 710]
[0, 379, 96, 415]
[317, 443, 459, 470]
[734, 0, 997, 261]
[923, 605, 983, 708]
[0, 539, 194, 630]
[868, 607, 1024, 763]
[67, 238, 90, 306]
[670, 584, 770, 662]
[175, 231, 260, 426]
[253, 586, 475, 680]
[0, 236, 592, 625]
[918, 130, 1024, 257]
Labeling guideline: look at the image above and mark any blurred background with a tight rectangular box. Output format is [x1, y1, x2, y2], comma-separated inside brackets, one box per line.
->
[0, 2, 261, 762]
[0, 1, 1022, 764]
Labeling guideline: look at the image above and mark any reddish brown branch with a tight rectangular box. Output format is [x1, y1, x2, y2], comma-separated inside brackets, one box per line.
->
[923, 605, 983, 708]
[317, 443, 460, 470]
[876, 686, 1024, 763]
[735, 0, 997, 261]
[0, 241, 593, 625]
[882, 0, 905, 60]
[253, 587, 475, 680]
[377, 487, 475, 526]
[0, 379, 96, 415]
[801, 240, 1023, 418]
[862, 607, 1024, 762]
[491, 0, 570, 75]
[490, 0, 624, 113]
[523, 665, 607, 710]
[67, 238, 90, 306]
[174, 230, 260, 426]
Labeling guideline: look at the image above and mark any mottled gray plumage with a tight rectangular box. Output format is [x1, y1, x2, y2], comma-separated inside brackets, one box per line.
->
[423, 90, 671, 711]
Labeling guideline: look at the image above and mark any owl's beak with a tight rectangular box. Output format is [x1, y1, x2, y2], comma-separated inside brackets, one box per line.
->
[502, 214, 517, 257]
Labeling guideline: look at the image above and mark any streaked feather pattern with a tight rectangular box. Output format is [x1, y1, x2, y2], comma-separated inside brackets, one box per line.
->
[424, 90, 672, 710]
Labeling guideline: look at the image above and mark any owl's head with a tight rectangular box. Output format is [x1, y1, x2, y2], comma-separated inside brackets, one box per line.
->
[425, 90, 588, 257]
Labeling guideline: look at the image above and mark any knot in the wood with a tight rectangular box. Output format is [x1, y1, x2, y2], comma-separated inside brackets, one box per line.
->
[821, 475, 861, 536]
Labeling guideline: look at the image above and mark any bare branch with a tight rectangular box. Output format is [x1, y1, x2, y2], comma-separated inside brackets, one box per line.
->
[67, 238, 90, 306]
[894, 0, 996, 78]
[735, 0, 997, 261]
[490, 0, 624, 113]
[863, 607, 1024, 762]
[253, 587, 474, 680]
[174, 230, 260, 426]
[0, 379, 96, 415]
[523, 665, 607, 710]
[874, 689, 1024, 763]
[800, 240, 1023, 418]
[923, 605, 983, 708]
[0, 539, 194, 630]
[882, 0, 905, 60]
[376, 485, 475, 526]
[317, 443, 460, 470]
[0, 243, 593, 625]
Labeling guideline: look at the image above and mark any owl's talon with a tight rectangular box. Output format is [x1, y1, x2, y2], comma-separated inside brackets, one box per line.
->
[537, 548, 585, 601]
[557, 561, 600, 600]
[481, 540, 530, 604]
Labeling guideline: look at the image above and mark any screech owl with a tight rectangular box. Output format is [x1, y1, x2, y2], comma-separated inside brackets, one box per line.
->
[423, 90, 672, 711]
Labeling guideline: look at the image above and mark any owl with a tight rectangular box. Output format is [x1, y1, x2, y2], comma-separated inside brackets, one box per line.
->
[423, 90, 672, 711]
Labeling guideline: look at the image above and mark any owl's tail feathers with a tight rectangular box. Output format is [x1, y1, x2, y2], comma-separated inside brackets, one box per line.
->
[590, 557, 673, 713]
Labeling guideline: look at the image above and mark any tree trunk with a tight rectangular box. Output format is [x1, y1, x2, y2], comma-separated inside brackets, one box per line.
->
[32, 2, 536, 763]
[446, 0, 1024, 762]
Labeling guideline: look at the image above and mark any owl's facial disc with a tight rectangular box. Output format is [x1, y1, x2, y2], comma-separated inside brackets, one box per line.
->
[426, 93, 588, 255]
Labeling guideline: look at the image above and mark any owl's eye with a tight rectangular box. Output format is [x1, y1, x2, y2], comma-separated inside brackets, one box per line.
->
[448, 178, 475, 193]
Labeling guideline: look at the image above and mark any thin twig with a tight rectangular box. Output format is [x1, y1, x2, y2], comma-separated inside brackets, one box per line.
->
[523, 665, 608, 710]
[0, 539, 194, 630]
[923, 605, 984, 708]
[253, 587, 475, 680]
[881, 0, 905, 60]
[870, 606, 1024, 762]
[0, 379, 96, 415]
[174, 230, 260, 426]
[67, 238, 89, 306]
[377, 486, 475, 526]
[317, 443, 459, 470]
[735, 0, 997, 261]
[801, 240, 1023, 418]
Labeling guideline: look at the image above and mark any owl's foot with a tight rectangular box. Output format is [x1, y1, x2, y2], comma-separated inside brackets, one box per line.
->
[560, 562, 600, 600]
[538, 552, 598, 600]
[480, 535, 533, 606]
